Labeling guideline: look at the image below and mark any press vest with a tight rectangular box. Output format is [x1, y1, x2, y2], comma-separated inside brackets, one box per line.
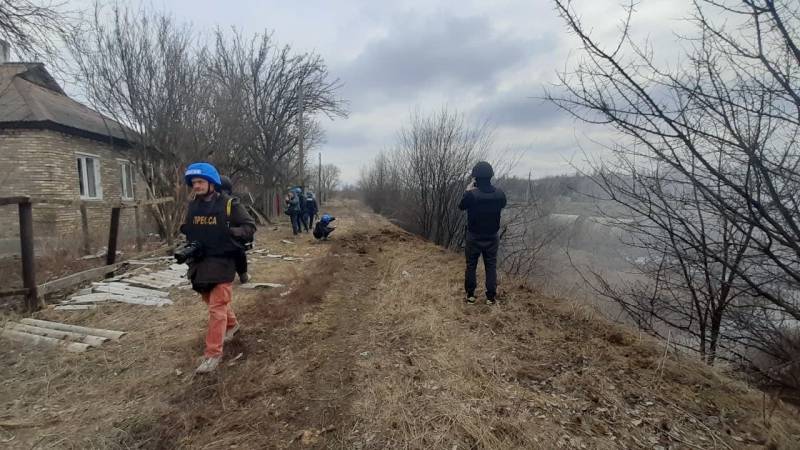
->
[183, 194, 241, 257]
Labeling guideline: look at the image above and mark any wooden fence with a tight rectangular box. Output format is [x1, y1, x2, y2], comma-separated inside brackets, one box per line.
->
[0, 196, 172, 311]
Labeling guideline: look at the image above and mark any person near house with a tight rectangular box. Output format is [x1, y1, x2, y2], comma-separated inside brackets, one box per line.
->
[180, 162, 256, 374]
[458, 161, 506, 305]
[298, 188, 310, 232]
[313, 214, 336, 240]
[285, 188, 302, 235]
[304, 191, 319, 230]
[219, 175, 252, 284]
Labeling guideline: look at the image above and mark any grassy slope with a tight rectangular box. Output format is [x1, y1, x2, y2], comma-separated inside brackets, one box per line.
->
[0, 200, 798, 449]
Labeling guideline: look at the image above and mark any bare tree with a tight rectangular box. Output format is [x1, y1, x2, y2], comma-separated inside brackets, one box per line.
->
[549, 0, 800, 382]
[0, 0, 74, 62]
[206, 30, 347, 213]
[318, 163, 340, 203]
[67, 3, 206, 239]
[359, 109, 503, 249]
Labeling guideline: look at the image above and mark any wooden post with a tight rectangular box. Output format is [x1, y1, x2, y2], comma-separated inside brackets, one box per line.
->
[134, 205, 143, 251]
[106, 207, 121, 265]
[79, 202, 91, 255]
[18, 201, 39, 311]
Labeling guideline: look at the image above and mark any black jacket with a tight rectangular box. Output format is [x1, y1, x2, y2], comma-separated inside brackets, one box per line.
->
[181, 192, 256, 288]
[458, 183, 507, 237]
[305, 198, 318, 216]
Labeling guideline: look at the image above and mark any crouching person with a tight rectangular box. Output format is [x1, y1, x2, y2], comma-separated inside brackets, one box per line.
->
[180, 162, 256, 374]
[313, 214, 336, 240]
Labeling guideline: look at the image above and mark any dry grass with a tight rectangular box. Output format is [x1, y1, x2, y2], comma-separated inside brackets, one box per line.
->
[0, 200, 798, 449]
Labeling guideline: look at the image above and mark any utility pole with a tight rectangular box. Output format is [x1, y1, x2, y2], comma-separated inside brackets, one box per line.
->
[527, 170, 532, 205]
[297, 84, 305, 189]
[318, 152, 323, 205]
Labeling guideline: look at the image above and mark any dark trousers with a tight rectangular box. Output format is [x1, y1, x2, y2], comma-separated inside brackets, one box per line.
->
[234, 250, 248, 275]
[290, 213, 302, 234]
[301, 213, 310, 231]
[465, 232, 499, 299]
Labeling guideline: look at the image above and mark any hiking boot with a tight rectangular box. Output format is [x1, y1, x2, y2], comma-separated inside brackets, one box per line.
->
[195, 356, 221, 374]
[466, 295, 477, 304]
[239, 272, 250, 284]
[224, 323, 241, 343]
[486, 298, 496, 306]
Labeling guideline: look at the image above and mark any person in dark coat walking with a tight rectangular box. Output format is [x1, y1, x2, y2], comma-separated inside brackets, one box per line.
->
[304, 192, 318, 230]
[219, 176, 251, 284]
[458, 161, 507, 305]
[298, 189, 309, 232]
[285, 188, 302, 235]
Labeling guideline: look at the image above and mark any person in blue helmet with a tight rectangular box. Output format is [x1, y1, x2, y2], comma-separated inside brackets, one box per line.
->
[179, 162, 256, 374]
[313, 214, 336, 240]
[284, 187, 302, 235]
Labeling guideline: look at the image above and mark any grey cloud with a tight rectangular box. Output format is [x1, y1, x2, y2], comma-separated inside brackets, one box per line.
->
[473, 91, 568, 129]
[338, 14, 555, 104]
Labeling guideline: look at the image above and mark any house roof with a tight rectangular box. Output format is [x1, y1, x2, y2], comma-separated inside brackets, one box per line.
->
[0, 63, 138, 145]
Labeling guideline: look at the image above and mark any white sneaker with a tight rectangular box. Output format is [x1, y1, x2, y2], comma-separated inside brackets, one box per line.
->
[224, 323, 241, 343]
[195, 356, 221, 374]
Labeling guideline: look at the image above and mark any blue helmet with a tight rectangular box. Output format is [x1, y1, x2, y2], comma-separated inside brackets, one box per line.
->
[321, 214, 333, 223]
[185, 162, 222, 187]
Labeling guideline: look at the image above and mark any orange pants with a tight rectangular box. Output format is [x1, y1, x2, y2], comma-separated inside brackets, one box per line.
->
[201, 283, 237, 358]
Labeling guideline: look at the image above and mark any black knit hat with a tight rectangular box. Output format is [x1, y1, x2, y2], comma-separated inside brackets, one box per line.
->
[471, 161, 494, 179]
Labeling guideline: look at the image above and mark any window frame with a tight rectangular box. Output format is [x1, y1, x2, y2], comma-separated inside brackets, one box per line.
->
[76, 153, 103, 200]
[118, 159, 135, 201]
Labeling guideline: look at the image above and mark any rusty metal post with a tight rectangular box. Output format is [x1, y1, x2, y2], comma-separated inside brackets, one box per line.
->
[134, 205, 143, 251]
[80, 202, 91, 255]
[106, 207, 121, 265]
[18, 201, 39, 311]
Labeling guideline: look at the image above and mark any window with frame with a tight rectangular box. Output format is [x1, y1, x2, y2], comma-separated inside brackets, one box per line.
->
[76, 154, 102, 199]
[119, 160, 135, 200]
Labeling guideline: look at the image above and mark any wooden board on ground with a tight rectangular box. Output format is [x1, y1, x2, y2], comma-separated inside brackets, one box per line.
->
[66, 293, 171, 307]
[1, 328, 90, 352]
[7, 323, 107, 347]
[92, 282, 170, 298]
[54, 304, 97, 311]
[38, 263, 122, 297]
[123, 277, 175, 290]
[20, 319, 125, 340]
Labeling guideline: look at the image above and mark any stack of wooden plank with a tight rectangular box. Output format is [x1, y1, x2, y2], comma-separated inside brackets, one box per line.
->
[1, 318, 125, 352]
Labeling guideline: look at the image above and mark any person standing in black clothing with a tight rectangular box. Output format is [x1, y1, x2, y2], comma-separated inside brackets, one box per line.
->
[219, 176, 251, 283]
[458, 161, 507, 305]
[304, 192, 318, 229]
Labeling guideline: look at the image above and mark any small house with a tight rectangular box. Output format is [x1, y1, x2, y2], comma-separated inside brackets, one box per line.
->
[0, 62, 154, 255]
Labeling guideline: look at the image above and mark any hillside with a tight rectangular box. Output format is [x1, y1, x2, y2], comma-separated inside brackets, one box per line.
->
[1, 201, 798, 449]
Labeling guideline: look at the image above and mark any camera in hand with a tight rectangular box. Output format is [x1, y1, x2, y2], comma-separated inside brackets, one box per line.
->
[174, 241, 203, 264]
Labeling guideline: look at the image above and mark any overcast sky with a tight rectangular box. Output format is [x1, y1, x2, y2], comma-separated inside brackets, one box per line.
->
[134, 0, 692, 183]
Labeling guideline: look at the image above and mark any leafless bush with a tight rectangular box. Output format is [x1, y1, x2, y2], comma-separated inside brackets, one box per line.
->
[360, 109, 496, 249]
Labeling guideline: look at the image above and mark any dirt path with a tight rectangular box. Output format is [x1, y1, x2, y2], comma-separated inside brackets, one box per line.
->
[1, 200, 798, 449]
